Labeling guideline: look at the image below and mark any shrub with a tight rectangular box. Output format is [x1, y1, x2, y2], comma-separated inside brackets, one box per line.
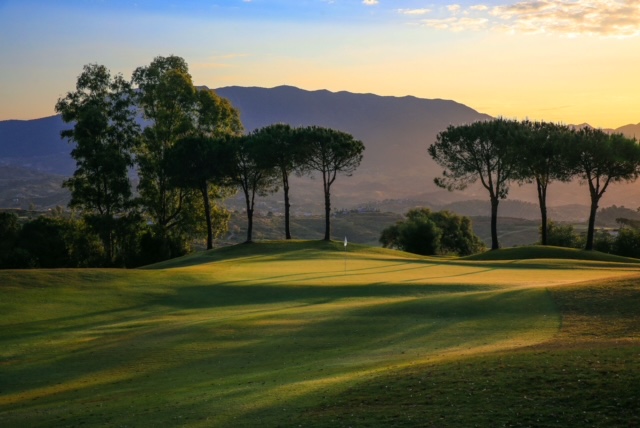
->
[18, 217, 73, 268]
[544, 221, 579, 248]
[613, 228, 640, 258]
[0, 212, 21, 268]
[380, 208, 484, 256]
[593, 229, 615, 253]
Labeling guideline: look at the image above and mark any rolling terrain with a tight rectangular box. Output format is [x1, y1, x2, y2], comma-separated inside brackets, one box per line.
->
[1, 241, 639, 426]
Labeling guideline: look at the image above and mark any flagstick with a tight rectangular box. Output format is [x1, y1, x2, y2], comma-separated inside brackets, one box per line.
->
[344, 236, 347, 275]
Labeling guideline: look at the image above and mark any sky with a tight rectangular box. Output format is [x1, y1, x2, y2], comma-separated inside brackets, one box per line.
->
[1, 0, 640, 128]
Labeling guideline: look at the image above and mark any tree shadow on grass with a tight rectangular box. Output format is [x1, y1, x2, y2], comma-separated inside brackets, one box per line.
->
[150, 282, 494, 310]
[0, 281, 558, 428]
[143, 241, 350, 269]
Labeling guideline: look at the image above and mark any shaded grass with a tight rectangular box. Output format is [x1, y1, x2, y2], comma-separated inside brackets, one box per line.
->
[464, 245, 640, 264]
[295, 275, 640, 427]
[297, 346, 640, 427]
[1, 241, 639, 427]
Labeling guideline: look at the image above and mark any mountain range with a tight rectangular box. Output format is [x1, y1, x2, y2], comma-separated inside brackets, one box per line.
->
[2, 85, 640, 216]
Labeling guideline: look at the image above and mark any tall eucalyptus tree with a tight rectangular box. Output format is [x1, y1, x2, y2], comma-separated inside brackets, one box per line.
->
[132, 55, 197, 248]
[55, 63, 140, 264]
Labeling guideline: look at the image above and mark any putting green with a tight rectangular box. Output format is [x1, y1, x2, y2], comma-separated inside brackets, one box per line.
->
[1, 241, 638, 427]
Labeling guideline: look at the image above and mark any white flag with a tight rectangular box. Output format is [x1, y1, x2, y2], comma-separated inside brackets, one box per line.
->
[344, 236, 348, 247]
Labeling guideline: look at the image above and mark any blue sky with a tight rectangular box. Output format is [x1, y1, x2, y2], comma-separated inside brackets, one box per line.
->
[2, 0, 640, 127]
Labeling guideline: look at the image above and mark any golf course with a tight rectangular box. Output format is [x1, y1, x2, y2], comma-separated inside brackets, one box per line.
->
[1, 241, 639, 427]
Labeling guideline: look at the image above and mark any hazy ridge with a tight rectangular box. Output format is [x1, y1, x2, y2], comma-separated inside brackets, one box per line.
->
[1, 85, 639, 217]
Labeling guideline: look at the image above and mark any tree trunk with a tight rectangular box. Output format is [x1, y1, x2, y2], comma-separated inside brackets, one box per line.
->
[102, 183, 114, 265]
[243, 188, 253, 243]
[246, 208, 254, 244]
[585, 197, 599, 251]
[537, 178, 548, 245]
[104, 229, 113, 266]
[323, 184, 331, 241]
[201, 184, 213, 250]
[283, 174, 291, 240]
[101, 213, 114, 266]
[490, 196, 500, 250]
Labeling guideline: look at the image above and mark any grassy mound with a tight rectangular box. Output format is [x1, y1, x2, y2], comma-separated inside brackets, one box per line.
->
[463, 245, 640, 264]
[144, 239, 429, 270]
[1, 241, 639, 427]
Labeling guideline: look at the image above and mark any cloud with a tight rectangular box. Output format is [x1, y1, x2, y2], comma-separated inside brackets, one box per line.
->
[490, 0, 557, 19]
[410, 0, 640, 37]
[397, 8, 431, 15]
[490, 0, 640, 36]
[423, 16, 489, 31]
[362, 0, 379, 5]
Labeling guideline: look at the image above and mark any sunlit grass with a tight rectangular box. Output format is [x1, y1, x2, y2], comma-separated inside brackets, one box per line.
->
[296, 275, 640, 427]
[1, 241, 639, 427]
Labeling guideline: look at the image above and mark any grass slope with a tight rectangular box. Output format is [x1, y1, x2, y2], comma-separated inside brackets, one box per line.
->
[464, 245, 640, 264]
[297, 275, 640, 427]
[1, 241, 639, 427]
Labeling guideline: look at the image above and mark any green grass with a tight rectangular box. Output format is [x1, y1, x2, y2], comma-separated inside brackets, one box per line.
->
[295, 275, 640, 427]
[1, 241, 639, 427]
[464, 244, 640, 264]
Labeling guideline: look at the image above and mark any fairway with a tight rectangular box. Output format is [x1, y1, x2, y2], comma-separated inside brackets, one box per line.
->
[1, 241, 639, 427]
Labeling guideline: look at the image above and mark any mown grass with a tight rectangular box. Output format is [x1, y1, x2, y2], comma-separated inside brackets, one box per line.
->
[1, 241, 639, 427]
[296, 275, 640, 427]
[464, 245, 640, 264]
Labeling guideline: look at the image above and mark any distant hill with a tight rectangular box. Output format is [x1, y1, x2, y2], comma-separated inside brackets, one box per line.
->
[614, 123, 640, 138]
[0, 85, 491, 208]
[0, 165, 69, 209]
[568, 122, 640, 138]
[1, 85, 639, 213]
[214, 85, 491, 203]
[0, 115, 75, 174]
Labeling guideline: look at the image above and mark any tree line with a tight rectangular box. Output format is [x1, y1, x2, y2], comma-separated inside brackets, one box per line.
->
[3, 55, 364, 268]
[543, 220, 640, 258]
[428, 118, 640, 251]
[6, 60, 637, 267]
